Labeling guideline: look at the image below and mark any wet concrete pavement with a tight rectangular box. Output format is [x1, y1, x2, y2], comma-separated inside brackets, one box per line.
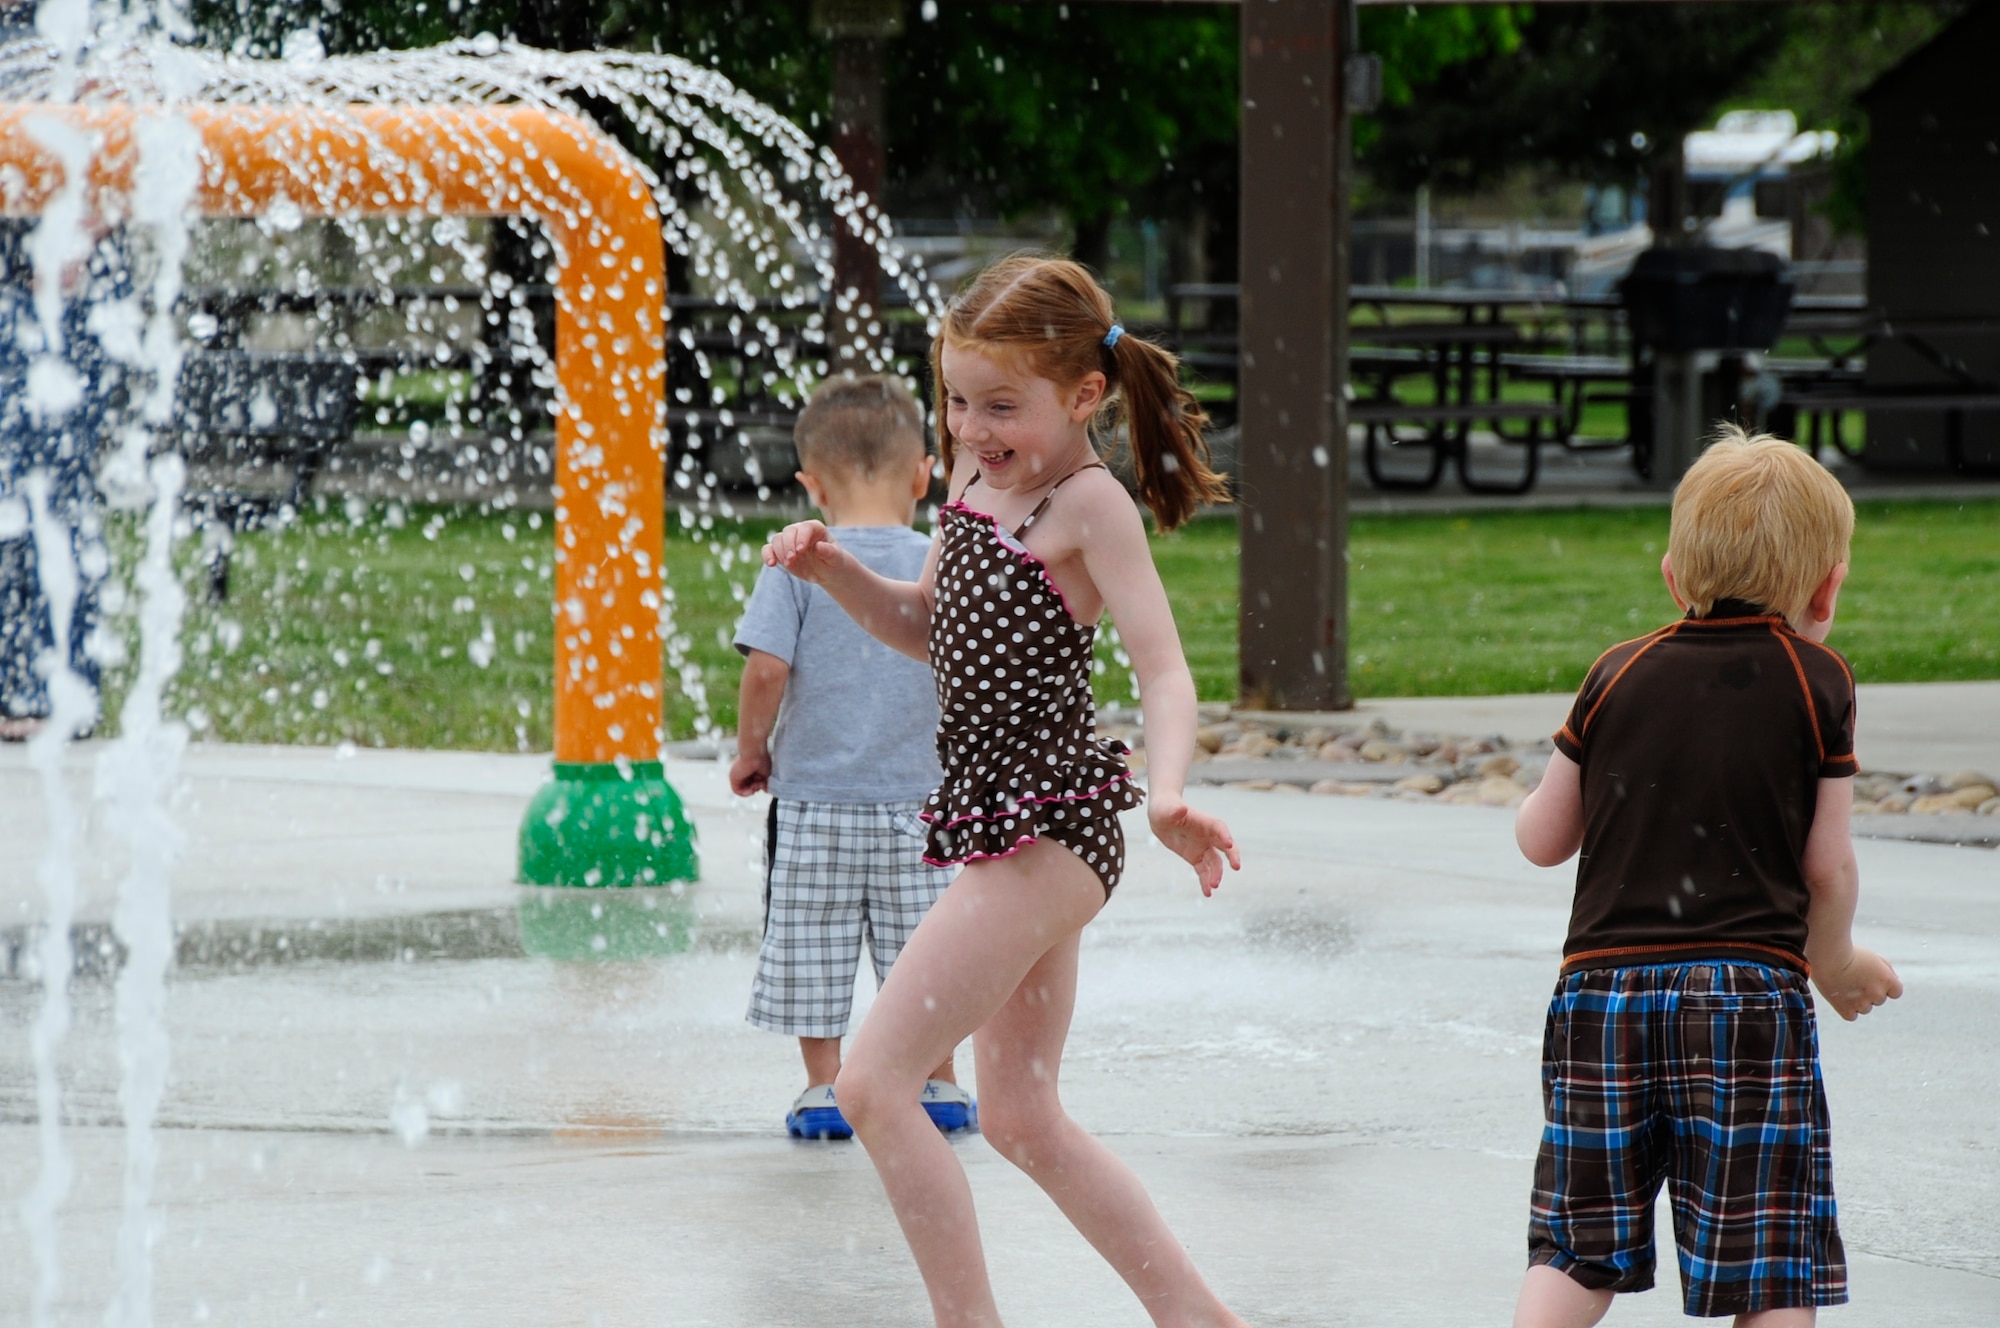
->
[1, 691, 1996, 1325]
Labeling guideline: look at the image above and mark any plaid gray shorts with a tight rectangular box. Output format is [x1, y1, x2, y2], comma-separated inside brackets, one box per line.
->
[747, 797, 955, 1038]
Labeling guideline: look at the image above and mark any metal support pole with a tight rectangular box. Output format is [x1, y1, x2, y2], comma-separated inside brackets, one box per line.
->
[1649, 351, 1705, 487]
[1644, 142, 1702, 484]
[1237, 0, 1351, 711]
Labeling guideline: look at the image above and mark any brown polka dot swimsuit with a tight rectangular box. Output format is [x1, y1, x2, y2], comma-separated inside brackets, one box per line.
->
[921, 465, 1144, 896]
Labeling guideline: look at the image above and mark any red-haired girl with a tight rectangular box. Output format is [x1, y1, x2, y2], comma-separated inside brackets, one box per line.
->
[765, 254, 1248, 1327]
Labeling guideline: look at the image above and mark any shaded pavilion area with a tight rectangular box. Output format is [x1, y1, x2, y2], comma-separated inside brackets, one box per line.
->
[822, 0, 1999, 714]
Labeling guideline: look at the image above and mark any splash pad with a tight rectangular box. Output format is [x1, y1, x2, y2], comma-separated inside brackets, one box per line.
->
[1, 28, 948, 1319]
[2, 99, 685, 883]
[0, 40, 934, 886]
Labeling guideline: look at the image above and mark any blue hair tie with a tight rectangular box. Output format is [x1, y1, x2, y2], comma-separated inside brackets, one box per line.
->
[1102, 324, 1124, 350]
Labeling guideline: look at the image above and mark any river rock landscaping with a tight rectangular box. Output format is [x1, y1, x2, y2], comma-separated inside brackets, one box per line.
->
[1089, 708, 2000, 848]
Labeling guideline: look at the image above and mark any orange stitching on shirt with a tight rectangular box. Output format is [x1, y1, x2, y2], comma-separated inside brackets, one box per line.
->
[1793, 633, 1856, 686]
[1581, 623, 1679, 737]
[1773, 627, 1826, 767]
[1791, 634, 1858, 769]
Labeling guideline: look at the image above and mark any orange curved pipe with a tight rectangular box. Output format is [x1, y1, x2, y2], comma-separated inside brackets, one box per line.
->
[0, 102, 667, 765]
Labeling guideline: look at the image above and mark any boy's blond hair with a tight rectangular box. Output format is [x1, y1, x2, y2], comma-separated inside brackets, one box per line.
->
[794, 373, 924, 478]
[1668, 424, 1854, 621]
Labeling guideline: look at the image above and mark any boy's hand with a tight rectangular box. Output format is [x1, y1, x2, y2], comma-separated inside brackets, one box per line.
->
[764, 521, 847, 585]
[1148, 796, 1241, 898]
[1812, 946, 1903, 1021]
[729, 746, 771, 797]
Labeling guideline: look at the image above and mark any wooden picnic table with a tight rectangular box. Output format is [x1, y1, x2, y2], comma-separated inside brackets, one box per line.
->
[1347, 319, 1565, 495]
[1167, 282, 1629, 494]
[1761, 310, 2000, 473]
[1351, 285, 1624, 356]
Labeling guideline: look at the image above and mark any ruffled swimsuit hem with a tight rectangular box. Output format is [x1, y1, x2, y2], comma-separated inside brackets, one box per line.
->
[920, 778, 1144, 897]
[919, 771, 1137, 830]
[921, 837, 1038, 870]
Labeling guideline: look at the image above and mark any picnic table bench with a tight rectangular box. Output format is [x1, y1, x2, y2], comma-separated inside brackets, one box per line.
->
[1350, 398, 1566, 494]
[1498, 353, 1638, 452]
[1347, 320, 1566, 495]
[167, 350, 360, 599]
[1167, 282, 1640, 494]
[664, 295, 936, 490]
[1762, 310, 2000, 473]
[1771, 386, 2000, 475]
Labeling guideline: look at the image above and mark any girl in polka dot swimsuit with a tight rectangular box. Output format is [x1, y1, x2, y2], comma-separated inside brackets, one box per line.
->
[767, 256, 1248, 1328]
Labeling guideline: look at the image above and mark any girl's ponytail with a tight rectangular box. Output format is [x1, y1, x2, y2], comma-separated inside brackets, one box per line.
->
[1105, 332, 1229, 533]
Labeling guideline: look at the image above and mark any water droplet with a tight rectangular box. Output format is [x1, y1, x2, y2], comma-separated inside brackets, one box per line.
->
[263, 197, 303, 234]
[280, 29, 325, 67]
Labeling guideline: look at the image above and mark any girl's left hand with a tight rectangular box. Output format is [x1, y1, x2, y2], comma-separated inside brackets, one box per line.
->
[1149, 796, 1241, 897]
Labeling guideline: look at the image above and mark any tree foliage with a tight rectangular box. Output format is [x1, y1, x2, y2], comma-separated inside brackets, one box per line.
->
[1359, 1, 1964, 206]
[886, 4, 1236, 235]
[186, 0, 1525, 263]
[1360, 3, 1524, 114]
[1363, 4, 1794, 195]
[1730, 2, 1964, 234]
[187, 0, 828, 116]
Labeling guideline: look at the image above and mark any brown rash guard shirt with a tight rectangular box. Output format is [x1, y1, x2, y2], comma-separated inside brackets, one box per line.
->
[1551, 599, 1859, 977]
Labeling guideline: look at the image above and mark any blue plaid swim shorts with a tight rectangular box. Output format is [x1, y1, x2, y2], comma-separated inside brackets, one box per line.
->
[1527, 961, 1847, 1317]
[747, 798, 955, 1039]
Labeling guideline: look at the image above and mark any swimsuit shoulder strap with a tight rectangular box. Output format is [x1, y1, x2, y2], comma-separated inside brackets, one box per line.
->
[1014, 462, 1106, 537]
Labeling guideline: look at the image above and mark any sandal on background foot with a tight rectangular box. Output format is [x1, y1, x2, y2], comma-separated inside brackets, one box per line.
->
[785, 1084, 852, 1140]
[921, 1079, 978, 1134]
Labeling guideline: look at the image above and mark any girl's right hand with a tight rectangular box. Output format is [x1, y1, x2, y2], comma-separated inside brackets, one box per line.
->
[764, 521, 846, 584]
[1149, 796, 1241, 898]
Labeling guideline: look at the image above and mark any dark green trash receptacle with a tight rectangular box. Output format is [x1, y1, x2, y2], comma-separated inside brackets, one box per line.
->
[1620, 247, 1796, 483]
[1620, 246, 1794, 353]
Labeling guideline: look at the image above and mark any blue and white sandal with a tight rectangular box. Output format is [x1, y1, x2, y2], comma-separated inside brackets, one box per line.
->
[921, 1079, 978, 1133]
[785, 1084, 852, 1140]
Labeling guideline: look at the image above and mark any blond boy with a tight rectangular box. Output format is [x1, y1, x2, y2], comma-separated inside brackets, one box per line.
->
[1512, 426, 1901, 1326]
[730, 375, 971, 1139]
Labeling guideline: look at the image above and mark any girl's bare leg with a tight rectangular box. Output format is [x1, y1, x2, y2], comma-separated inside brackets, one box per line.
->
[978, 915, 1249, 1327]
[836, 841, 1105, 1327]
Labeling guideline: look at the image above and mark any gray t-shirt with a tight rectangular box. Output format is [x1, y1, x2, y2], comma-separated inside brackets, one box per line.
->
[733, 524, 941, 803]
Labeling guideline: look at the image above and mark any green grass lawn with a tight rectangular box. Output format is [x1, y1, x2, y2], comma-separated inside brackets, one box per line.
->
[152, 505, 787, 751]
[129, 495, 2000, 750]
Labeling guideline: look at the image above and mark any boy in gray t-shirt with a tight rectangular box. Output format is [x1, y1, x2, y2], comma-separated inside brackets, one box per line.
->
[730, 374, 972, 1140]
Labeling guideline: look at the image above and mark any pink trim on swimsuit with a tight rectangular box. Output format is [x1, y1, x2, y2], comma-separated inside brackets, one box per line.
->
[923, 834, 1040, 870]
[919, 770, 1138, 829]
[938, 500, 1087, 625]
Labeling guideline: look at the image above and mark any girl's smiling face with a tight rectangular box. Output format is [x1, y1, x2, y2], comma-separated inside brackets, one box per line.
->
[941, 343, 1104, 492]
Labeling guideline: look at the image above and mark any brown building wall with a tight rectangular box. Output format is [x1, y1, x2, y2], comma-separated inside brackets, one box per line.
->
[1861, 1, 2000, 471]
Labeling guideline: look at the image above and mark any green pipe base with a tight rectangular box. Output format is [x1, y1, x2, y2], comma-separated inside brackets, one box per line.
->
[517, 760, 699, 887]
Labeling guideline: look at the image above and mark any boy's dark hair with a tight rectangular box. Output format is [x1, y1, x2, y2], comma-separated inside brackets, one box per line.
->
[795, 373, 925, 478]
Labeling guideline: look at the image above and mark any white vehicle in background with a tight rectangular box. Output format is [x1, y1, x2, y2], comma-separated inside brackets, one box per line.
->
[1570, 110, 1841, 295]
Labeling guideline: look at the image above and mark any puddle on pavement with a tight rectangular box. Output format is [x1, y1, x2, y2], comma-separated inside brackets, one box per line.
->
[0, 888, 760, 980]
